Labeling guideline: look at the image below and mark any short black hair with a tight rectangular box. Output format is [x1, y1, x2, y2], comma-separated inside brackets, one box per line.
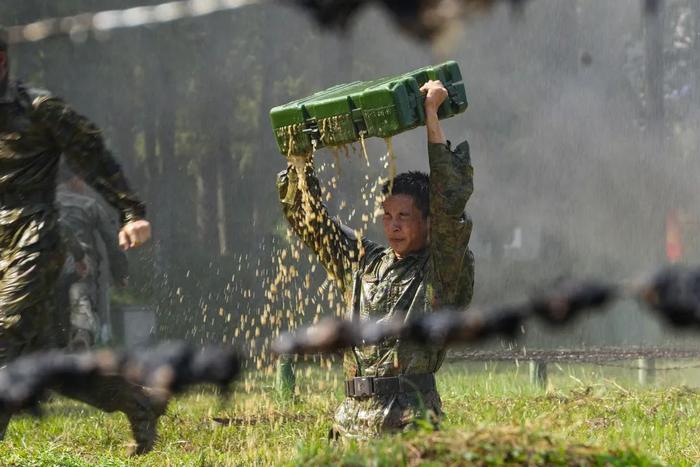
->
[382, 171, 430, 218]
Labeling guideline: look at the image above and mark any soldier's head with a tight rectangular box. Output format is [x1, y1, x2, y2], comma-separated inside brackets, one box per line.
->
[381, 171, 430, 259]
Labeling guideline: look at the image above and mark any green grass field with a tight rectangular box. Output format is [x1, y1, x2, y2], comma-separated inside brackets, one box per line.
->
[3, 360, 700, 466]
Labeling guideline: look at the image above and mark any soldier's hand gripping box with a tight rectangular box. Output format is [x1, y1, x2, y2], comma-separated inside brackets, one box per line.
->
[269, 61, 468, 156]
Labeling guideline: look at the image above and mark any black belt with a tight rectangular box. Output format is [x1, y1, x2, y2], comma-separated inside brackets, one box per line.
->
[0, 190, 53, 207]
[345, 373, 436, 398]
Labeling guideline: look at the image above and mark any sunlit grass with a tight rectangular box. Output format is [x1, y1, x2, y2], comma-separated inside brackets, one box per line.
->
[3, 360, 700, 465]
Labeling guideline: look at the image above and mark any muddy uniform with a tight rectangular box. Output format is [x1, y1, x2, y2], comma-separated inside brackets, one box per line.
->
[57, 190, 128, 349]
[0, 81, 160, 443]
[278, 141, 474, 438]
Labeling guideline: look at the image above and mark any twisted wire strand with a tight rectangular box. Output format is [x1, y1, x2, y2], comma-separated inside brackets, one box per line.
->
[6, 0, 267, 44]
[272, 266, 700, 354]
[446, 348, 700, 371]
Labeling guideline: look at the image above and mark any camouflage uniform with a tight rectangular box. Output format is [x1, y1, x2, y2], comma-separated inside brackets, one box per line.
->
[56, 189, 128, 350]
[278, 141, 474, 438]
[0, 81, 162, 450]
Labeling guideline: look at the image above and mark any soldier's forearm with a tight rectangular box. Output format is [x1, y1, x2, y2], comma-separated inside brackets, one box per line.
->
[425, 110, 447, 145]
[90, 171, 146, 226]
[277, 165, 358, 289]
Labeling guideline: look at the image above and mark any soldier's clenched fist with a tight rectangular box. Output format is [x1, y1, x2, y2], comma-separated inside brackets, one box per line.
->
[420, 79, 448, 115]
[119, 219, 152, 250]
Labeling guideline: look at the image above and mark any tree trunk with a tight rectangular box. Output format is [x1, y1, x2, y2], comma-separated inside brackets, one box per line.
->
[643, 0, 667, 264]
[694, 0, 700, 106]
[644, 0, 665, 145]
[141, 30, 159, 206]
[216, 152, 229, 257]
[154, 31, 178, 273]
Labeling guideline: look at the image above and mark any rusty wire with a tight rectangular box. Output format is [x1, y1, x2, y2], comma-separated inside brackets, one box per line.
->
[273, 265, 700, 355]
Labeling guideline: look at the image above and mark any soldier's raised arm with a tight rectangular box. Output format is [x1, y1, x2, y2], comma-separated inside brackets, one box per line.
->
[277, 162, 379, 293]
[31, 96, 150, 250]
[421, 80, 474, 310]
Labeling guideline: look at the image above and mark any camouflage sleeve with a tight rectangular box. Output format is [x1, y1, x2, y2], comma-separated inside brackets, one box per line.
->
[277, 162, 367, 293]
[33, 97, 146, 226]
[93, 201, 129, 282]
[428, 140, 474, 310]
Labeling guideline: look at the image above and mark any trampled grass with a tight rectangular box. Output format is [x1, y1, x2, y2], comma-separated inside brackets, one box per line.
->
[2, 360, 700, 466]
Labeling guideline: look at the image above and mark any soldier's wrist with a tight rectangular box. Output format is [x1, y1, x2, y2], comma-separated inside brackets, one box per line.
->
[120, 208, 146, 227]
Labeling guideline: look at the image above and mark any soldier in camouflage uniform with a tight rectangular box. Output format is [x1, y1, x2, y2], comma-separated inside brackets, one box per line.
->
[277, 80, 474, 438]
[56, 171, 129, 350]
[0, 29, 164, 454]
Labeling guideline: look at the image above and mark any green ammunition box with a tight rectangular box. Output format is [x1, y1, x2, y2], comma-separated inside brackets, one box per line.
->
[269, 61, 468, 156]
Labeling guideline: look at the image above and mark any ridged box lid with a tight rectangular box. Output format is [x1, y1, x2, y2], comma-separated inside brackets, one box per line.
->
[270, 61, 468, 156]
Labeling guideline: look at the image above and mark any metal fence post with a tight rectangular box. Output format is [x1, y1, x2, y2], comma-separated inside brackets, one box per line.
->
[637, 358, 656, 386]
[276, 354, 296, 399]
[529, 360, 547, 388]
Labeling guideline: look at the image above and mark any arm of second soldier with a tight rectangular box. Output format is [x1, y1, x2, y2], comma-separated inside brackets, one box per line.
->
[277, 161, 364, 294]
[32, 97, 146, 229]
[422, 80, 474, 310]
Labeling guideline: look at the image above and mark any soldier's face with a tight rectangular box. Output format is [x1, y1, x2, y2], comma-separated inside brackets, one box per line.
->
[382, 194, 429, 259]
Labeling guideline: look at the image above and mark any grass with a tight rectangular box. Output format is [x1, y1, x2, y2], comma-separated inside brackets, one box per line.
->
[3, 360, 700, 465]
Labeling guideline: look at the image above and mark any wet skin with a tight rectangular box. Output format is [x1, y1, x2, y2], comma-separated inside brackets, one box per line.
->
[382, 193, 428, 259]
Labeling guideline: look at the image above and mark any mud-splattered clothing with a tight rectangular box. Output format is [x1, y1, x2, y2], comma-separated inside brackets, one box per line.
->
[57, 190, 128, 348]
[277, 141, 474, 438]
[0, 80, 151, 438]
[0, 80, 142, 359]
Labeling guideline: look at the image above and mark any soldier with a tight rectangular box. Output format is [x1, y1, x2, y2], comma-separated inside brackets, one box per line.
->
[54, 219, 90, 348]
[56, 170, 129, 351]
[0, 29, 164, 454]
[277, 80, 474, 438]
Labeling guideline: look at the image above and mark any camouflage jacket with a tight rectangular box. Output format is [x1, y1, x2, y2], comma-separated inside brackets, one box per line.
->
[277, 141, 474, 379]
[0, 81, 145, 226]
[57, 190, 128, 281]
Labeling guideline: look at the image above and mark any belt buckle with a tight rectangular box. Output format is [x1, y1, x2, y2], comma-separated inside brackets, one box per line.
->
[354, 377, 373, 397]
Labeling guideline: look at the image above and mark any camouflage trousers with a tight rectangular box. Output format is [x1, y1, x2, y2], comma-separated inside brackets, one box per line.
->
[0, 211, 156, 437]
[0, 212, 65, 361]
[67, 278, 98, 349]
[331, 389, 443, 439]
[60, 255, 100, 350]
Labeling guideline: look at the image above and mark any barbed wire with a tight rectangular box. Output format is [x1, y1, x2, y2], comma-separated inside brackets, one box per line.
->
[0, 341, 241, 415]
[445, 347, 700, 363]
[6, 0, 268, 45]
[271, 346, 700, 372]
[272, 265, 700, 355]
[587, 362, 700, 372]
[273, 278, 619, 354]
[445, 347, 700, 370]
